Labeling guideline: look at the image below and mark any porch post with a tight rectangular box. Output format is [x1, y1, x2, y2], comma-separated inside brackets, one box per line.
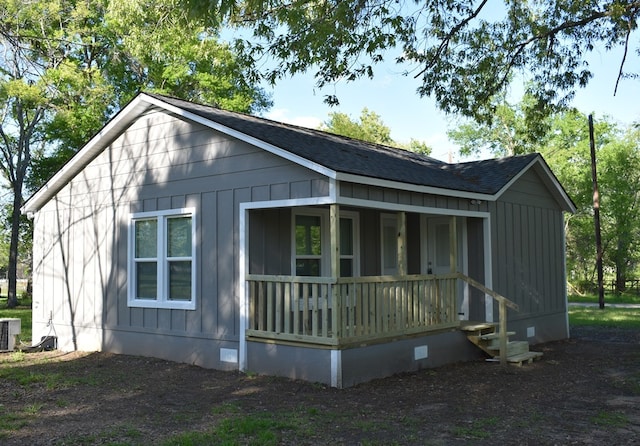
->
[397, 212, 407, 275]
[329, 204, 342, 386]
[330, 204, 340, 278]
[449, 216, 457, 273]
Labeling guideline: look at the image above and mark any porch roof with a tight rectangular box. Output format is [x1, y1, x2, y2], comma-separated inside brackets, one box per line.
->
[22, 92, 576, 215]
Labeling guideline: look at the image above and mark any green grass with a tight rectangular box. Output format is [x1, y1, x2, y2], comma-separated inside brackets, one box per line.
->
[58, 424, 143, 446]
[590, 411, 629, 428]
[163, 413, 297, 446]
[452, 416, 500, 440]
[568, 292, 640, 305]
[569, 306, 640, 328]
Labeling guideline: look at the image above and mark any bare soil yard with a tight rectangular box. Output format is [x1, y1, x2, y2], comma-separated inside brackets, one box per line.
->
[1, 326, 639, 445]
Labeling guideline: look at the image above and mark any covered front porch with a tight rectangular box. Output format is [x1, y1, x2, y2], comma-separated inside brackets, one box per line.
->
[243, 204, 518, 379]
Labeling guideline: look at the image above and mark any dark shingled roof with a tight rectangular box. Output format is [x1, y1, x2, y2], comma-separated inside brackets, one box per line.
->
[148, 93, 539, 195]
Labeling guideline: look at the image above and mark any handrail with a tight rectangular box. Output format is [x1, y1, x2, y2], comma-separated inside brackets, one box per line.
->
[456, 273, 519, 365]
[246, 274, 335, 284]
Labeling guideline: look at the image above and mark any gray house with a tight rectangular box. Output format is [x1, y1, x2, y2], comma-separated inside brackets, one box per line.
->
[22, 93, 575, 387]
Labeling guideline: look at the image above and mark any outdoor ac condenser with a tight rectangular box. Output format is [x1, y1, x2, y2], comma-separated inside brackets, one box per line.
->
[0, 318, 21, 352]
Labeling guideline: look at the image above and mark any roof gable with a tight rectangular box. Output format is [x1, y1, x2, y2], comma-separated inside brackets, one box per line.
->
[22, 92, 576, 214]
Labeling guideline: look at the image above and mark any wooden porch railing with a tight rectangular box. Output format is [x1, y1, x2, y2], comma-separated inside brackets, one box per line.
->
[246, 273, 460, 347]
[457, 275, 519, 365]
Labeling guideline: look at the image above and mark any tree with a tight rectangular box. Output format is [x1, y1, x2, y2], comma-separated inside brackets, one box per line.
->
[1, 0, 270, 308]
[0, 0, 53, 307]
[448, 94, 551, 157]
[450, 102, 640, 293]
[181, 0, 640, 123]
[321, 108, 393, 145]
[597, 129, 640, 291]
[322, 108, 432, 155]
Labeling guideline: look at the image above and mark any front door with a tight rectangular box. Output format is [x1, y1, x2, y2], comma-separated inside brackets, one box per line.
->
[424, 216, 469, 319]
[381, 214, 398, 275]
[427, 217, 452, 275]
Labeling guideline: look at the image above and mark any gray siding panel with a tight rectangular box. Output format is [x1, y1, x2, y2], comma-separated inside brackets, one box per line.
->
[490, 169, 567, 335]
[201, 191, 218, 335]
[501, 169, 561, 210]
[360, 209, 381, 276]
[249, 208, 291, 276]
[466, 218, 485, 321]
[31, 111, 330, 362]
[339, 181, 491, 213]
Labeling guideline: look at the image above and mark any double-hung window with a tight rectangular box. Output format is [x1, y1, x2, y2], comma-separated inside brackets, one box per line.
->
[128, 208, 196, 310]
[295, 214, 323, 276]
[293, 209, 359, 277]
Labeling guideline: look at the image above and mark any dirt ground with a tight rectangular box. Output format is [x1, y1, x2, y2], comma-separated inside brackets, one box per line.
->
[1, 326, 639, 445]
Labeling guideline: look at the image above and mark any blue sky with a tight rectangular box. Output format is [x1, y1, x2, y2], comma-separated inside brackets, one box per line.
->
[259, 45, 640, 163]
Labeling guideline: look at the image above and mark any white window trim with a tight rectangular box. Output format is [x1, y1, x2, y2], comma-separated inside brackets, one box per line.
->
[291, 208, 360, 277]
[292, 209, 328, 276]
[128, 207, 197, 310]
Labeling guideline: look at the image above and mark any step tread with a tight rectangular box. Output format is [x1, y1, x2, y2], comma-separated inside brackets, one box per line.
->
[460, 322, 496, 332]
[486, 351, 543, 365]
[507, 351, 543, 362]
[487, 340, 529, 348]
[479, 331, 515, 340]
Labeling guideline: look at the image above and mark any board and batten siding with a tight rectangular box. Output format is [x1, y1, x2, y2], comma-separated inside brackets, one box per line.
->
[490, 168, 566, 324]
[31, 111, 329, 368]
[339, 182, 487, 213]
[338, 167, 568, 334]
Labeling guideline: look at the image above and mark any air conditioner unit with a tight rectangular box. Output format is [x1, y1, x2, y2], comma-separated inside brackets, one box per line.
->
[0, 318, 21, 352]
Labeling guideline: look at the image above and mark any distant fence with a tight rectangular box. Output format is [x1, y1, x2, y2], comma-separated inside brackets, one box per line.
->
[609, 279, 640, 294]
[0, 279, 29, 297]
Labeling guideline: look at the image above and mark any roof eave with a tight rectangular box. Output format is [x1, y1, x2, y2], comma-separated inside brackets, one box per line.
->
[335, 172, 497, 201]
[492, 155, 577, 213]
[22, 92, 338, 216]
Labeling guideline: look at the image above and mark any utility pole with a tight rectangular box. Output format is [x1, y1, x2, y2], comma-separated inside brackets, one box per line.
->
[588, 114, 605, 309]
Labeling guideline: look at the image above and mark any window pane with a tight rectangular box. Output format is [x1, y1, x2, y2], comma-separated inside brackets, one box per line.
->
[340, 258, 353, 277]
[296, 259, 320, 276]
[136, 262, 157, 299]
[295, 215, 321, 255]
[135, 219, 157, 258]
[168, 217, 192, 258]
[168, 261, 192, 300]
[340, 218, 353, 255]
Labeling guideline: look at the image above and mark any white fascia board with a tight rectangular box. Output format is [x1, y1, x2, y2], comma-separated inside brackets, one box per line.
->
[335, 172, 494, 202]
[141, 95, 337, 181]
[492, 156, 577, 213]
[338, 196, 491, 219]
[21, 95, 153, 215]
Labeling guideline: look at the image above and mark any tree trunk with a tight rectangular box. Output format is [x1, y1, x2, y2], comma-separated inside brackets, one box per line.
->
[6, 188, 22, 308]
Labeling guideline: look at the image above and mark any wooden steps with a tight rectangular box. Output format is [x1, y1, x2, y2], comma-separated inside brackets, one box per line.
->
[460, 322, 542, 366]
